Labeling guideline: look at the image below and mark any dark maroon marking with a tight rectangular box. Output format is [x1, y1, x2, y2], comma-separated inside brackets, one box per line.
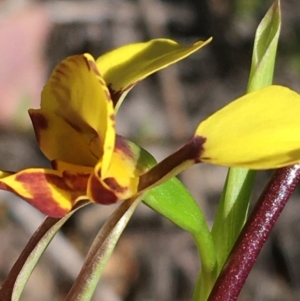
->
[109, 114, 115, 121]
[82, 56, 113, 102]
[67, 119, 85, 133]
[63, 171, 89, 191]
[16, 172, 68, 192]
[67, 56, 81, 68]
[89, 173, 118, 205]
[54, 59, 74, 75]
[208, 164, 300, 301]
[138, 136, 206, 191]
[115, 135, 134, 159]
[11, 172, 73, 217]
[107, 83, 122, 107]
[51, 160, 58, 170]
[107, 81, 141, 106]
[18, 172, 66, 191]
[84, 57, 101, 76]
[29, 112, 48, 145]
[50, 56, 82, 83]
[29, 112, 48, 130]
[104, 177, 127, 193]
[54, 68, 68, 77]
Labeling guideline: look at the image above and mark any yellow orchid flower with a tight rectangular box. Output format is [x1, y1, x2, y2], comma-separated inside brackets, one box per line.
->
[1, 38, 300, 218]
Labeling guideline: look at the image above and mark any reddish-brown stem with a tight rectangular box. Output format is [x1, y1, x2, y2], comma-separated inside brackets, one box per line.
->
[208, 164, 300, 301]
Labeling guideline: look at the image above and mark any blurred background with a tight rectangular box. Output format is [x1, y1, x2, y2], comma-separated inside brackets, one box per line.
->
[0, 0, 300, 300]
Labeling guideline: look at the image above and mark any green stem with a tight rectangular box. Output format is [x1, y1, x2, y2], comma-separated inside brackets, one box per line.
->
[192, 231, 218, 301]
[65, 196, 141, 301]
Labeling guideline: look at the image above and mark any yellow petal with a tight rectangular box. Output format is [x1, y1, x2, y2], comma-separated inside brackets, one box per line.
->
[97, 38, 212, 108]
[29, 109, 97, 166]
[0, 169, 85, 217]
[41, 54, 115, 174]
[196, 85, 300, 169]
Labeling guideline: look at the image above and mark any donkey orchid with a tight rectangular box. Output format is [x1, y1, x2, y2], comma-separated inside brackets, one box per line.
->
[1, 38, 300, 218]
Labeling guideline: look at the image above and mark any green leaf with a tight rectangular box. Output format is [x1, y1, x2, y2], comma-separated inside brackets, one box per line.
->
[65, 196, 142, 301]
[0, 201, 88, 301]
[144, 177, 209, 235]
[247, 0, 281, 92]
[137, 145, 208, 234]
[211, 169, 255, 268]
[144, 178, 217, 296]
[136, 144, 211, 238]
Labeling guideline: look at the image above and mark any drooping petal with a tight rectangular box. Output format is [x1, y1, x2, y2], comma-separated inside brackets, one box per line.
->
[195, 85, 300, 169]
[88, 135, 156, 203]
[0, 168, 86, 217]
[97, 38, 212, 108]
[40, 54, 115, 174]
[29, 109, 97, 166]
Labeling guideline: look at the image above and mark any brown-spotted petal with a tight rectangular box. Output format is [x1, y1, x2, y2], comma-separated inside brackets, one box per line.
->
[0, 168, 87, 217]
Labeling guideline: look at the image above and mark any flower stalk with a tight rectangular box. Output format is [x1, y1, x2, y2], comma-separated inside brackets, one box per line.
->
[65, 195, 142, 301]
[208, 164, 300, 301]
